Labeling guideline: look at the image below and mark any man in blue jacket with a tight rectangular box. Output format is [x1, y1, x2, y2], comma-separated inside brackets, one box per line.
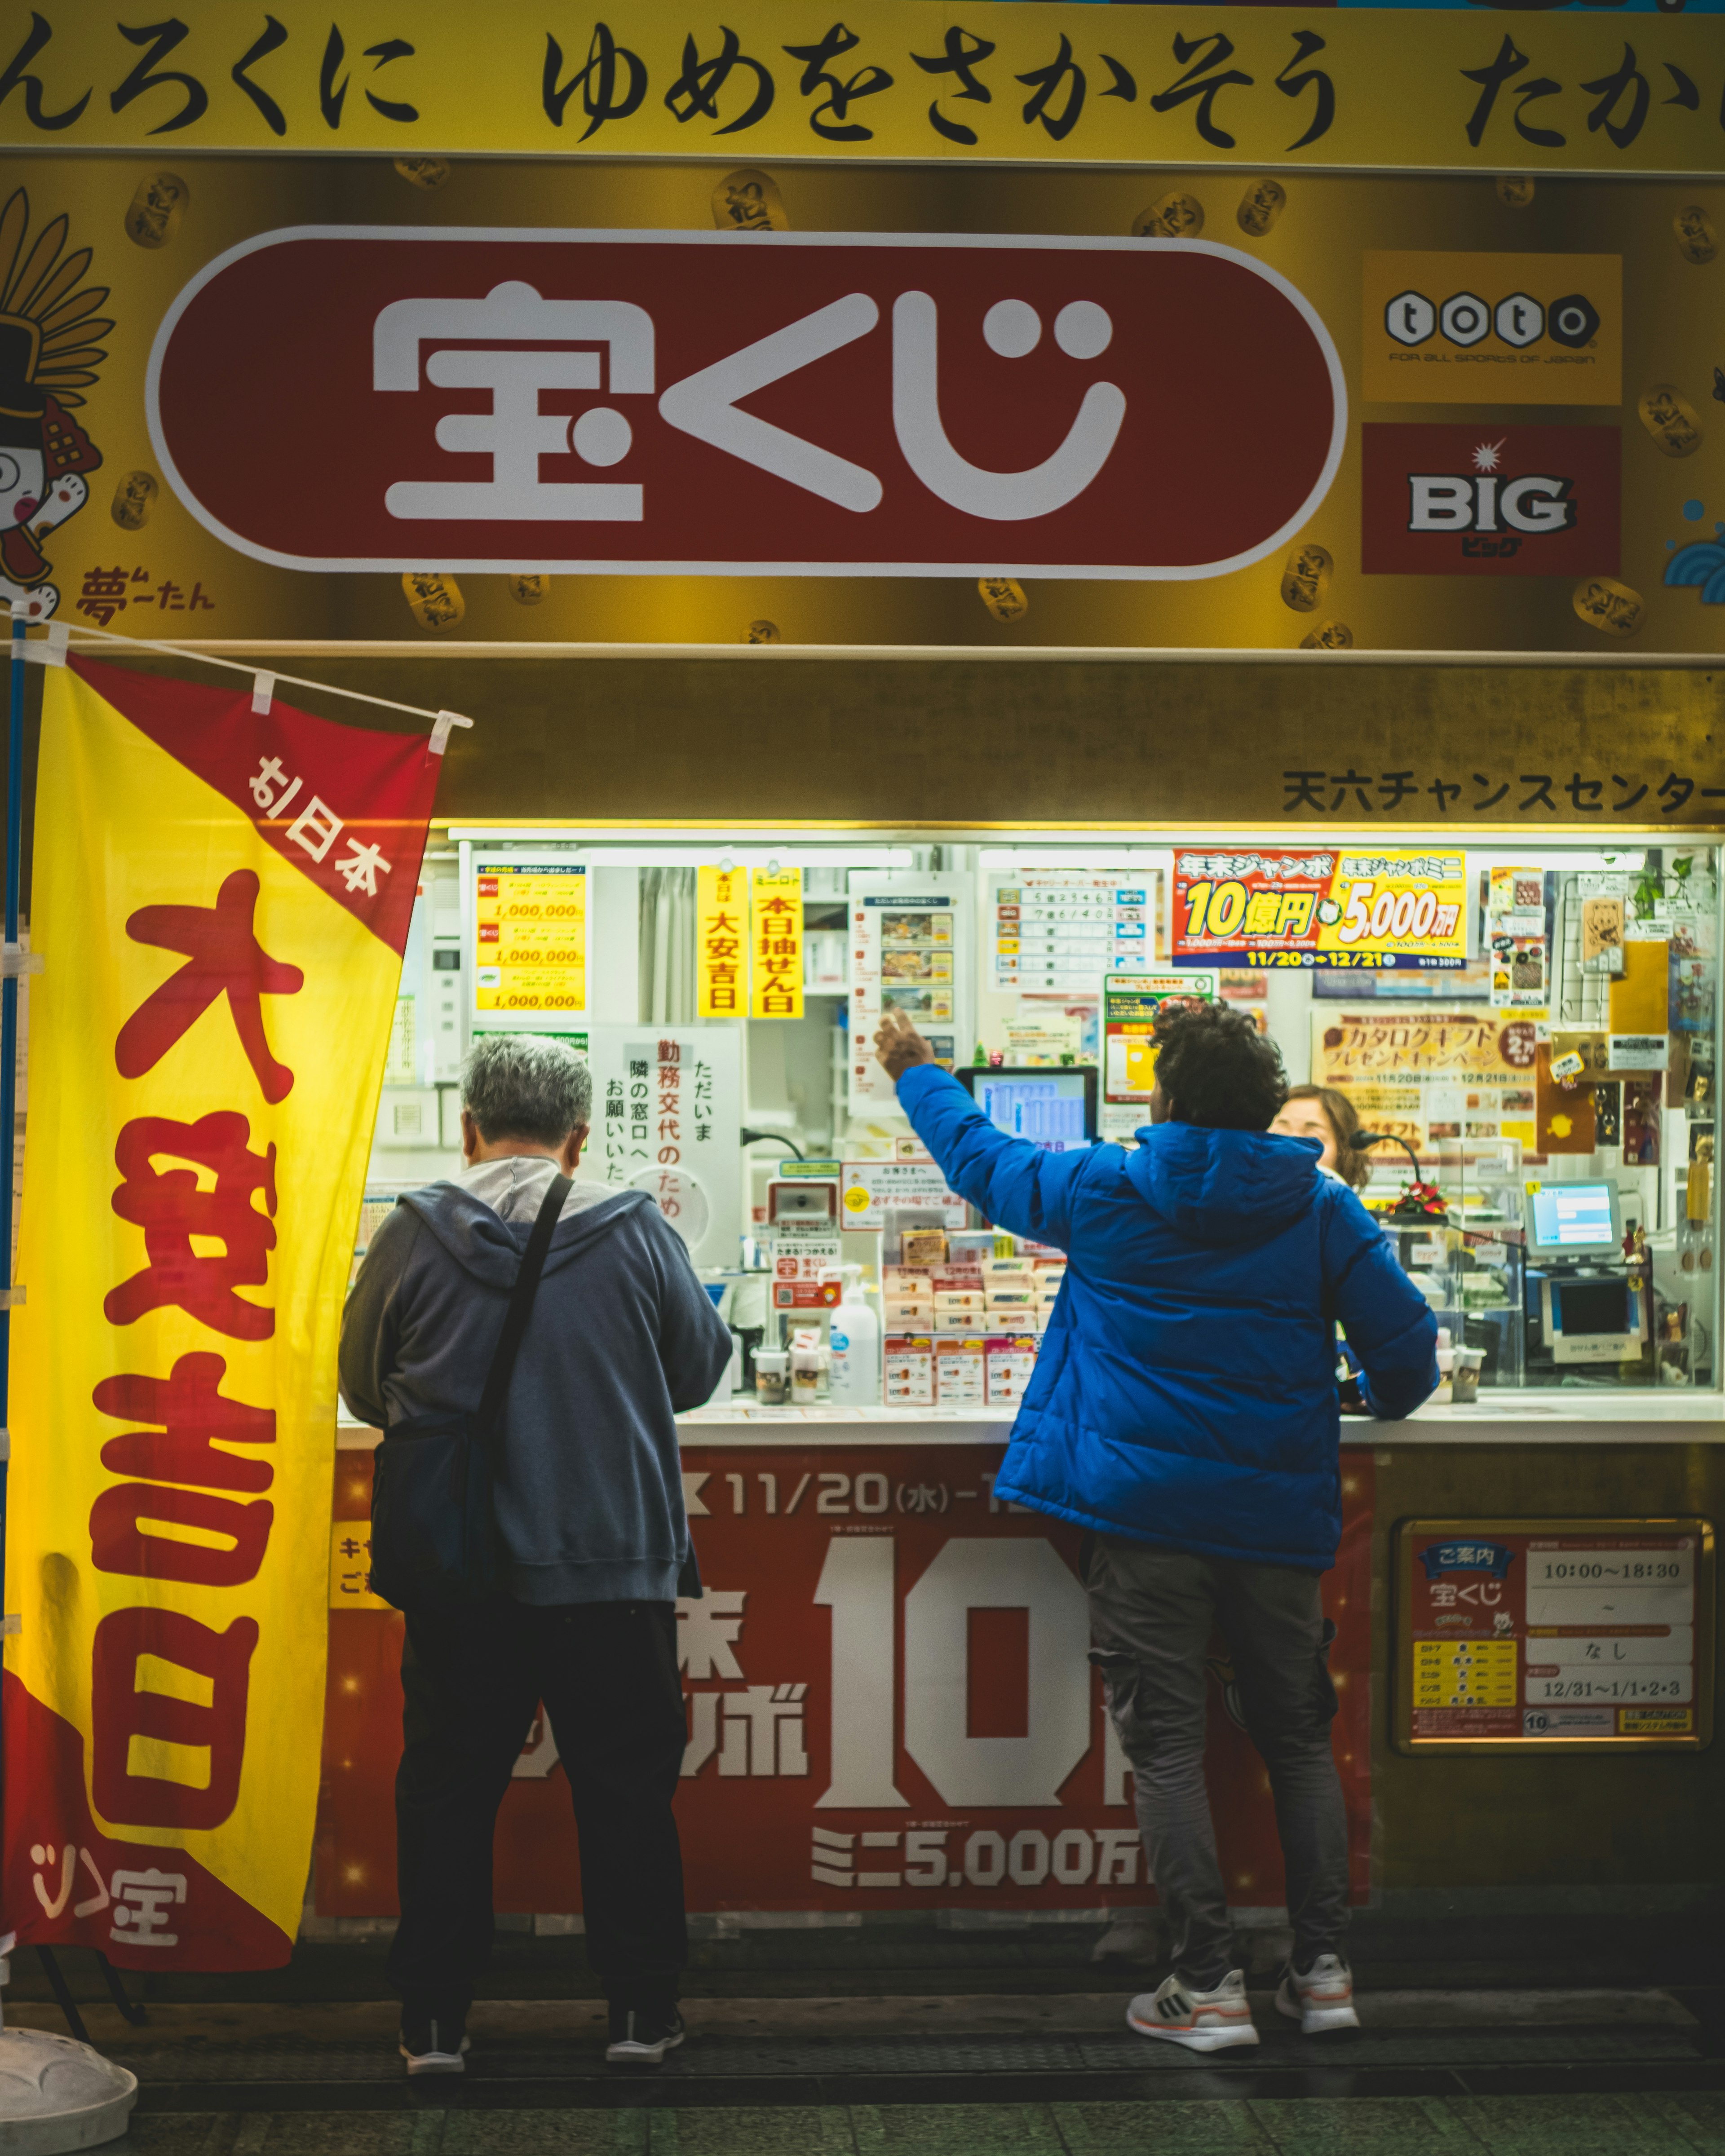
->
[875, 1000, 1436, 2054]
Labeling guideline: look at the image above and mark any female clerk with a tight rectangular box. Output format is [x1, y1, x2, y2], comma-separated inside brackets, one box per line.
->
[1270, 1084, 1373, 1192]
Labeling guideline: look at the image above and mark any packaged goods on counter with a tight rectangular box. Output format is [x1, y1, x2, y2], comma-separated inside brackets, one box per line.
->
[885, 1333, 935, 1406]
[986, 1334, 1040, 1406]
[934, 1335, 987, 1405]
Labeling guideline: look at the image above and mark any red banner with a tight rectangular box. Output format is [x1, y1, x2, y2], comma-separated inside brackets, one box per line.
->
[319, 1444, 1372, 1918]
[150, 230, 1343, 583]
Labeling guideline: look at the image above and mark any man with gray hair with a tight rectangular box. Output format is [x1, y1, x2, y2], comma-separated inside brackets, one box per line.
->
[341, 1034, 732, 2073]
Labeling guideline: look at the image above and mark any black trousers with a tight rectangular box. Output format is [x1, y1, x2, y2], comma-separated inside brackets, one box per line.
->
[387, 1596, 688, 2012]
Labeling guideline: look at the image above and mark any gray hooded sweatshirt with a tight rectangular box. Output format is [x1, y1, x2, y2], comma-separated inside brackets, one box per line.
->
[338, 1155, 733, 1605]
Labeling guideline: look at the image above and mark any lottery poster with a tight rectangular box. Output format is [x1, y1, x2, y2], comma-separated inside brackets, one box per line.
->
[1395, 1518, 1713, 1754]
[1172, 849, 1468, 971]
[1102, 973, 1220, 1105]
[850, 877, 968, 1112]
[473, 860, 587, 1016]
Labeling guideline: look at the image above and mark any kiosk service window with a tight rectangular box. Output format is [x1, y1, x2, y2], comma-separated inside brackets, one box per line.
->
[357, 834, 1722, 1400]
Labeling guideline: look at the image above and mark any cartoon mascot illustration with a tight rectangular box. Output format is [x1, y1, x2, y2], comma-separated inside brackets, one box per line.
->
[0, 190, 106, 622]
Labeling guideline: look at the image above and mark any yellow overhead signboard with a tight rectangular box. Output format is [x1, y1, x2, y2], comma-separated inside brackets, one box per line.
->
[1, 4, 1723, 174]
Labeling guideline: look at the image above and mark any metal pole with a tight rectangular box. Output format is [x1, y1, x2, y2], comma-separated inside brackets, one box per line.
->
[0, 601, 25, 1700]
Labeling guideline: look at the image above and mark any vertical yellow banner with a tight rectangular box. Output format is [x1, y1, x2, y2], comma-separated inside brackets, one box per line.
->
[750, 869, 804, 1019]
[696, 866, 749, 1019]
[2, 657, 440, 1969]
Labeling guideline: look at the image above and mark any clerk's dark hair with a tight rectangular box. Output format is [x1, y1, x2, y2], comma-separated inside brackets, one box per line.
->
[1152, 999, 1287, 1131]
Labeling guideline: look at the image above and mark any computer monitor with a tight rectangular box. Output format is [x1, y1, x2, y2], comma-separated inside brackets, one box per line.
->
[956, 1066, 1098, 1153]
[1523, 1179, 1623, 1261]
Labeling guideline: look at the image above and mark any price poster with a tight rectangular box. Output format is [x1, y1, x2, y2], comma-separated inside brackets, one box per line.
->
[850, 875, 969, 1111]
[1102, 972, 1219, 1105]
[990, 871, 1153, 995]
[1172, 849, 1468, 970]
[1395, 1518, 1714, 1753]
[473, 859, 587, 1016]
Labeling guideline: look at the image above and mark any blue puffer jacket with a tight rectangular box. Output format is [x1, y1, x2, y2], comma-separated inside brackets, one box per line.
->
[896, 1065, 1438, 1570]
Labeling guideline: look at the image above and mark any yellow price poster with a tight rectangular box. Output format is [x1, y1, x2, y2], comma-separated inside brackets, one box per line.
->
[696, 866, 748, 1020]
[1172, 849, 1468, 972]
[750, 869, 803, 1021]
[1102, 972, 1217, 1105]
[473, 861, 586, 1015]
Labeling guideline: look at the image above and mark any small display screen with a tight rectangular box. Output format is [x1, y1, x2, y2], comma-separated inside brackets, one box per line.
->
[961, 1068, 1097, 1153]
[1553, 1278, 1632, 1337]
[1529, 1182, 1617, 1252]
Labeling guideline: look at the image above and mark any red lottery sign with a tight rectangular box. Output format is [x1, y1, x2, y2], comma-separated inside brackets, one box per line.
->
[318, 1443, 1375, 1920]
[149, 230, 1344, 580]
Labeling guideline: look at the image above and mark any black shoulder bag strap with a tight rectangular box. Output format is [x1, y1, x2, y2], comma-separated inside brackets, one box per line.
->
[475, 1172, 571, 1449]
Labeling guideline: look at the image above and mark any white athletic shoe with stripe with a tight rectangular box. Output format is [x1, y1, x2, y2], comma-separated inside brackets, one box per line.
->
[1275, 1953, 1361, 2035]
[1126, 1969, 1261, 2051]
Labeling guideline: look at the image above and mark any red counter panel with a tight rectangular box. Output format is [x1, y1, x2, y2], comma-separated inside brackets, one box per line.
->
[319, 1445, 1373, 1917]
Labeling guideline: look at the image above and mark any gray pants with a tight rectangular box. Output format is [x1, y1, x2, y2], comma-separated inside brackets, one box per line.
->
[1086, 1533, 1349, 1988]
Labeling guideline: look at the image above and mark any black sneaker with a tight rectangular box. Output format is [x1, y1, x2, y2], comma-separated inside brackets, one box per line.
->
[398, 2005, 470, 2075]
[606, 2004, 686, 2064]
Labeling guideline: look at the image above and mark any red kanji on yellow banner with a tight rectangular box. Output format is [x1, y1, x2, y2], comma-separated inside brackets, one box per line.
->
[2, 658, 442, 1969]
[750, 868, 804, 1021]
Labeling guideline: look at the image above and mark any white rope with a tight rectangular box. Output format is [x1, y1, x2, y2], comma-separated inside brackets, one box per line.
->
[27, 617, 475, 736]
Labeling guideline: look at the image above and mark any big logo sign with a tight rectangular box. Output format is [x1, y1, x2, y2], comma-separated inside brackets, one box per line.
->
[147, 228, 1345, 580]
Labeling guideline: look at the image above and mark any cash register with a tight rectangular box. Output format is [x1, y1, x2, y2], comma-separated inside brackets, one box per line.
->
[1523, 1178, 1649, 1374]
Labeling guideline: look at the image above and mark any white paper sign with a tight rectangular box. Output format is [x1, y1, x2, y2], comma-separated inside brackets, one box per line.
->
[840, 1159, 967, 1232]
[1608, 1034, 1671, 1072]
[583, 1023, 741, 1268]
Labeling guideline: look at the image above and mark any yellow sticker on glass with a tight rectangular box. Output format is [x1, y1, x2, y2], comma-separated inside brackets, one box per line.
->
[125, 172, 188, 248]
[1639, 383, 1703, 458]
[1674, 205, 1717, 266]
[713, 168, 788, 232]
[979, 577, 1029, 622]
[1280, 542, 1332, 614]
[1236, 179, 1285, 237]
[402, 572, 465, 631]
[1573, 578, 1645, 638]
[110, 470, 156, 531]
[1134, 192, 1204, 239]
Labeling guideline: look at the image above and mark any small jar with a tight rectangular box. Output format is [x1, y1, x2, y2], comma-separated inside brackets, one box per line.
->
[754, 1350, 789, 1406]
[790, 1346, 823, 1405]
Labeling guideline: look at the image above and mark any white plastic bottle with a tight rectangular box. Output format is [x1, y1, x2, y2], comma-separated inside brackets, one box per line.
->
[827, 1265, 882, 1406]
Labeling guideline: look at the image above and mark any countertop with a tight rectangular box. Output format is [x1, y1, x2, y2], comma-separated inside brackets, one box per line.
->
[335, 1394, 1725, 1449]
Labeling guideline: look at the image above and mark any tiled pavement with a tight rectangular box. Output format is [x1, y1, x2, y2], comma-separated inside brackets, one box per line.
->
[15, 1922, 1723, 2150]
[101, 2091, 1725, 2153]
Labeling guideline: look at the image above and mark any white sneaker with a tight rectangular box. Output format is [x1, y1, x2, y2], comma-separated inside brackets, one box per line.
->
[1275, 1953, 1360, 2035]
[398, 2012, 469, 2075]
[1126, 1969, 1260, 2052]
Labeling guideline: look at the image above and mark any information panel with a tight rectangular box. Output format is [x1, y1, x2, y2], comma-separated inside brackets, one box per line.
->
[1394, 1517, 1714, 1753]
[989, 872, 1154, 996]
[473, 859, 587, 1017]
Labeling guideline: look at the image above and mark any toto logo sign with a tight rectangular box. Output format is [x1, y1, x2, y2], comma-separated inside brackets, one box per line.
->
[146, 228, 1345, 580]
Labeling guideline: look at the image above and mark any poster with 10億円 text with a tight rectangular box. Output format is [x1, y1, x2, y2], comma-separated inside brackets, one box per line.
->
[1172, 850, 1468, 970]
